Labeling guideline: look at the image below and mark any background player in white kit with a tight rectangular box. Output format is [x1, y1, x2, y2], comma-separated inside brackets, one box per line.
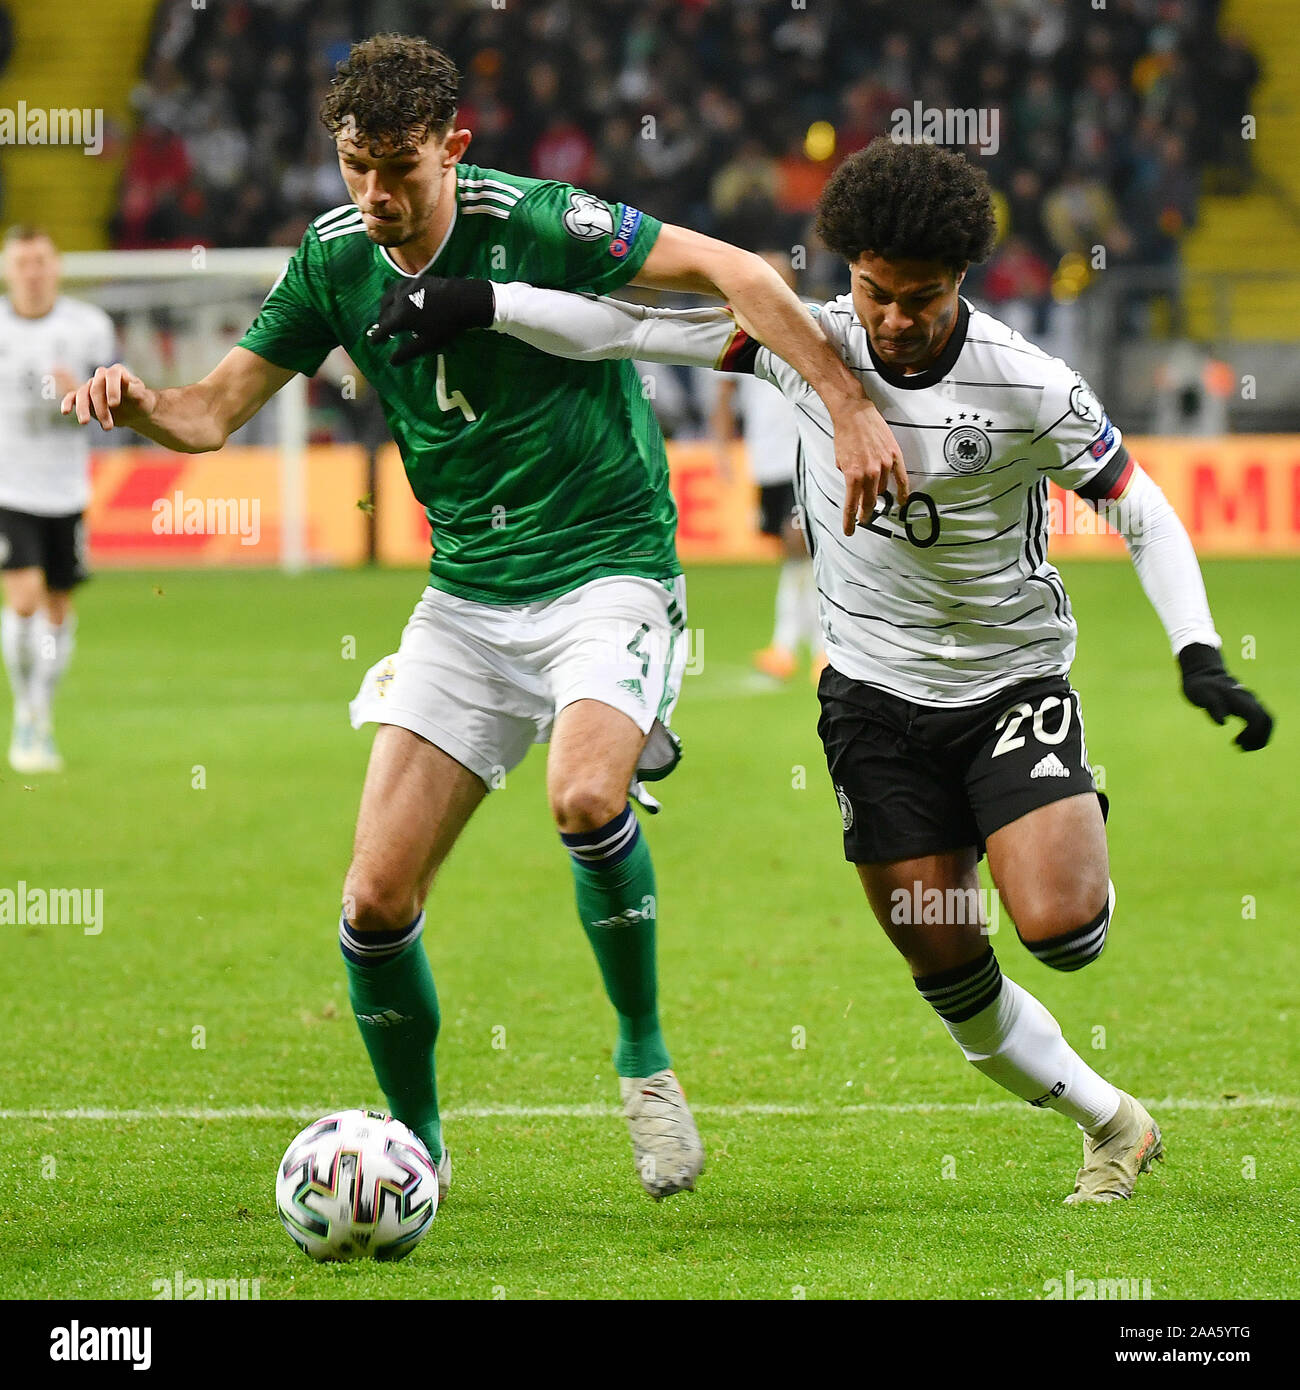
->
[710, 250, 824, 684]
[385, 138, 1275, 1205]
[0, 226, 115, 773]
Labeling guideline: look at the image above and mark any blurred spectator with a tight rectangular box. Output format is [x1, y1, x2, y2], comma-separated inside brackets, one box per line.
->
[1043, 166, 1131, 261]
[638, 108, 708, 226]
[188, 112, 251, 198]
[279, 121, 349, 225]
[875, 33, 915, 100]
[1139, 134, 1200, 264]
[1023, 0, 1069, 64]
[112, 119, 200, 249]
[218, 185, 281, 249]
[530, 115, 596, 187]
[775, 134, 829, 220]
[1205, 30, 1260, 187]
[1071, 63, 1133, 177]
[710, 138, 781, 251]
[1153, 343, 1235, 435]
[982, 234, 1054, 336]
[130, 56, 191, 136]
[838, 78, 901, 157]
[1001, 167, 1052, 255]
[1013, 70, 1068, 163]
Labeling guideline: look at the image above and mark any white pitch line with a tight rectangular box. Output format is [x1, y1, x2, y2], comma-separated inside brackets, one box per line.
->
[0, 1096, 1294, 1123]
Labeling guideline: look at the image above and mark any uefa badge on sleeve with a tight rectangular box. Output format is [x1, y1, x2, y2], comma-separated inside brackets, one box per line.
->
[562, 192, 616, 241]
[1069, 375, 1104, 428]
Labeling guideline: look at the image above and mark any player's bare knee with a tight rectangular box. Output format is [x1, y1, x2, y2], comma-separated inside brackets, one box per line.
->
[342, 873, 419, 934]
[1016, 880, 1114, 972]
[44, 593, 72, 625]
[2, 571, 43, 617]
[550, 780, 625, 835]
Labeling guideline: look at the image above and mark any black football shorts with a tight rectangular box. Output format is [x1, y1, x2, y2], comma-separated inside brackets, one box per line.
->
[817, 665, 1107, 865]
[757, 481, 797, 538]
[0, 507, 89, 590]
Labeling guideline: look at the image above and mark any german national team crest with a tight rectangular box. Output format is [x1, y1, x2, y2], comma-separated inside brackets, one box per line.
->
[943, 424, 992, 474]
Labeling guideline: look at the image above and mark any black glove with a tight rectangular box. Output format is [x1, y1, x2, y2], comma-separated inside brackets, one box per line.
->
[369, 275, 496, 365]
[1178, 642, 1274, 751]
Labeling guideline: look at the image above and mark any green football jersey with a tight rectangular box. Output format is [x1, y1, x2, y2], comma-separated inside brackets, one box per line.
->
[238, 164, 678, 603]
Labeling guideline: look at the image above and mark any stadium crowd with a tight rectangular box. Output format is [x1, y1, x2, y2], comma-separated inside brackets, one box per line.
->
[117, 0, 1258, 312]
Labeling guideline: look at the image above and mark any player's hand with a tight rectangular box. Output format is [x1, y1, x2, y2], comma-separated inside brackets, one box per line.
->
[50, 366, 81, 398]
[830, 396, 909, 536]
[369, 275, 496, 365]
[1178, 642, 1274, 751]
[60, 364, 156, 431]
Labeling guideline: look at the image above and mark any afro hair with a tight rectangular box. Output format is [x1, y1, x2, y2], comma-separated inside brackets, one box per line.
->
[815, 137, 997, 272]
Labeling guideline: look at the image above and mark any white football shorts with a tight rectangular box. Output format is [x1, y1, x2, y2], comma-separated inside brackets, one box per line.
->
[349, 574, 689, 791]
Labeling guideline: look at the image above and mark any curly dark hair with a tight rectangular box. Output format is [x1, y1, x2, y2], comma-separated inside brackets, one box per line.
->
[815, 138, 997, 272]
[319, 34, 459, 153]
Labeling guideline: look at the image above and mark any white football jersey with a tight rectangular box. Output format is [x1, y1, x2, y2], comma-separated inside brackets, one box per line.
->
[729, 371, 800, 486]
[732, 296, 1133, 704]
[0, 296, 116, 516]
[490, 279, 1218, 706]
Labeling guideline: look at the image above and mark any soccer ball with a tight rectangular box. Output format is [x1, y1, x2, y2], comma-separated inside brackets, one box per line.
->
[275, 1109, 439, 1262]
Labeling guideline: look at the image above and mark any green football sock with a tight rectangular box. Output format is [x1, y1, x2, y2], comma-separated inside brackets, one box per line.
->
[341, 915, 443, 1161]
[563, 806, 671, 1078]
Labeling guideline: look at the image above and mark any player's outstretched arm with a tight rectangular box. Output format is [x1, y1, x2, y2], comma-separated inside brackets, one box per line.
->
[634, 224, 908, 532]
[1103, 466, 1273, 751]
[371, 274, 739, 368]
[60, 347, 295, 454]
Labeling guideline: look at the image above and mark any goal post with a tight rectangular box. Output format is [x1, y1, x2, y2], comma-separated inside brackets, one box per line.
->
[19, 247, 313, 573]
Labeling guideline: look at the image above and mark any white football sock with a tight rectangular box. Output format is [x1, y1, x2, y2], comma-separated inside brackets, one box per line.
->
[943, 975, 1121, 1132]
[772, 559, 806, 652]
[1, 607, 38, 714]
[29, 612, 76, 725]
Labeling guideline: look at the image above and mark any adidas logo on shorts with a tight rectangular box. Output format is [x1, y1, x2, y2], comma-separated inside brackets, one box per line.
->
[1030, 752, 1070, 779]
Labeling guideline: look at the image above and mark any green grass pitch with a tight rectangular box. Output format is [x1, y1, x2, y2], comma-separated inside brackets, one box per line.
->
[1, 560, 1296, 1300]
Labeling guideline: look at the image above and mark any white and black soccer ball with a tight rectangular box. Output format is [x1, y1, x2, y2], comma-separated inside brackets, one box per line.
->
[275, 1109, 438, 1262]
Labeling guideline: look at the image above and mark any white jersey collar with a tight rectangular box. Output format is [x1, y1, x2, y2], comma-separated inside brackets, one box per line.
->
[379, 197, 458, 278]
